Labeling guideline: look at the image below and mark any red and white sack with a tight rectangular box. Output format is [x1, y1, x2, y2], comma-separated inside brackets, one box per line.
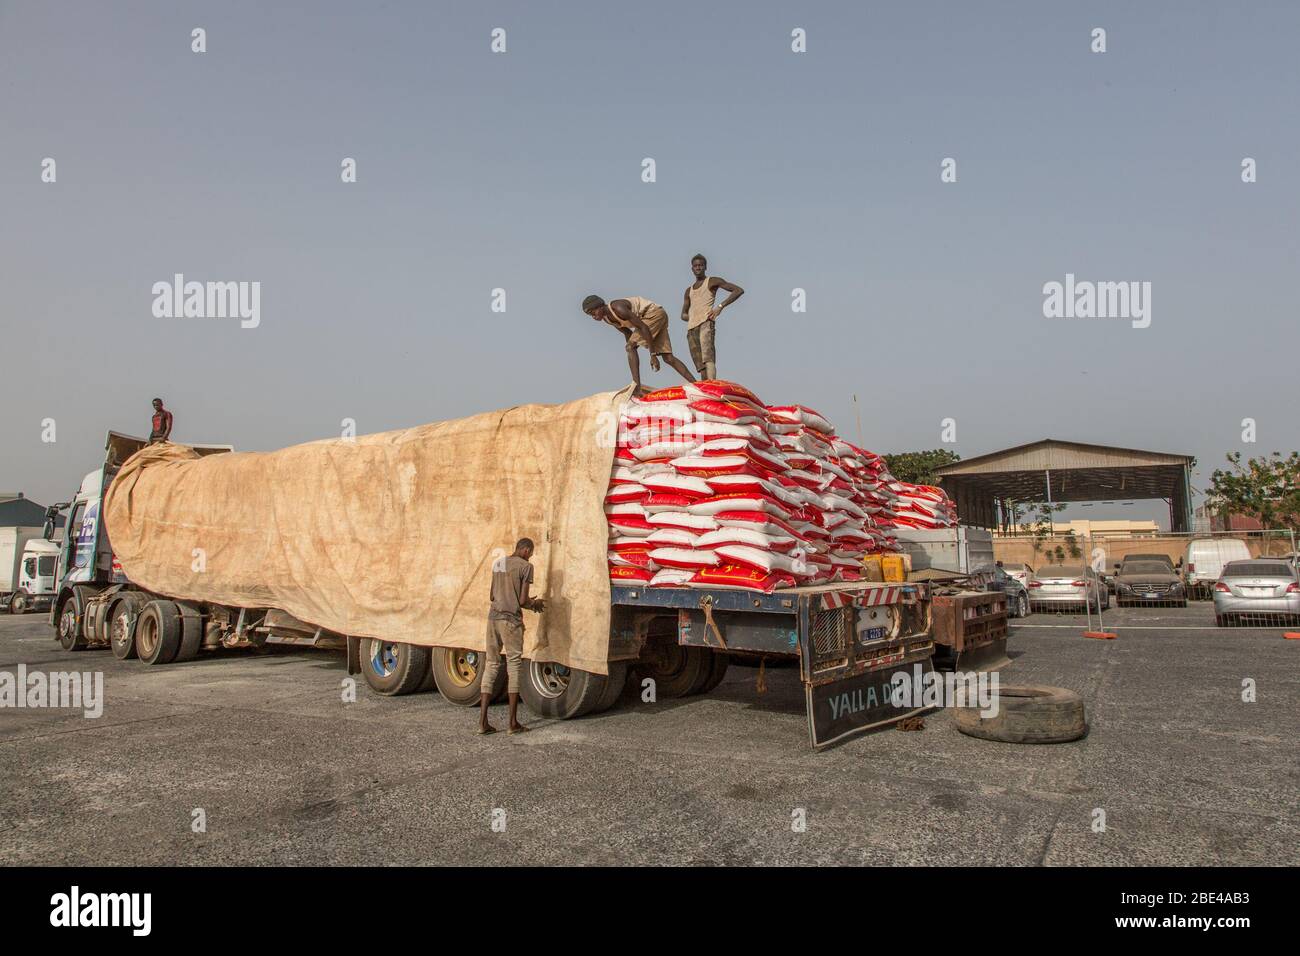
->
[645, 527, 701, 548]
[642, 492, 697, 513]
[610, 564, 654, 584]
[646, 511, 719, 534]
[606, 513, 654, 537]
[684, 380, 765, 406]
[649, 547, 721, 570]
[641, 472, 714, 499]
[608, 549, 657, 570]
[694, 526, 801, 553]
[713, 509, 808, 541]
[649, 567, 695, 587]
[714, 545, 811, 577]
[687, 493, 794, 519]
[689, 565, 798, 593]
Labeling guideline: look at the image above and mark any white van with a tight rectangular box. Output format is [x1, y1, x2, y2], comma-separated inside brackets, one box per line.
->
[1184, 537, 1252, 594]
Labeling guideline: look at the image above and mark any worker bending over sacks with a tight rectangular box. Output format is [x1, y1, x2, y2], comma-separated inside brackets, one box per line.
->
[680, 253, 744, 381]
[479, 538, 545, 736]
[582, 294, 696, 393]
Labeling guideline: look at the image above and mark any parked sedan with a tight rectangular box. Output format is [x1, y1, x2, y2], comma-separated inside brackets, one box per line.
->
[1114, 561, 1187, 607]
[1028, 566, 1109, 612]
[1000, 562, 1034, 590]
[1213, 559, 1300, 626]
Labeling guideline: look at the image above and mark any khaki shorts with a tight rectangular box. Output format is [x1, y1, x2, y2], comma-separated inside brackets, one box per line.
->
[630, 307, 673, 356]
[687, 320, 716, 377]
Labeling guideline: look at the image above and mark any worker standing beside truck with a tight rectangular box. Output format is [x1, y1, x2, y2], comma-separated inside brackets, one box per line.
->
[680, 254, 744, 381]
[479, 538, 545, 736]
[148, 398, 173, 444]
[582, 294, 696, 393]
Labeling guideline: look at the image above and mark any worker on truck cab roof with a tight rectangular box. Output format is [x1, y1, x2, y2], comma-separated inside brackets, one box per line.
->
[582, 294, 696, 394]
[480, 538, 545, 736]
[149, 398, 173, 444]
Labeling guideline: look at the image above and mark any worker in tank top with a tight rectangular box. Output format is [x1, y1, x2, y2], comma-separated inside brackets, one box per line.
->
[149, 398, 174, 444]
[680, 253, 744, 381]
[581, 293, 696, 393]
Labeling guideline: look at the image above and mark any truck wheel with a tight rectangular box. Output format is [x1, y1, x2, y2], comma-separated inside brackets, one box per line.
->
[108, 594, 146, 660]
[635, 642, 706, 698]
[590, 661, 630, 713]
[9, 591, 28, 615]
[57, 586, 95, 651]
[520, 660, 609, 719]
[955, 685, 1087, 744]
[173, 603, 205, 662]
[698, 651, 730, 694]
[359, 639, 431, 696]
[432, 647, 506, 705]
[137, 601, 183, 665]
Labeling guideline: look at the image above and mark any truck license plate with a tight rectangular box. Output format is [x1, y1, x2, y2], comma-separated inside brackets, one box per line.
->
[863, 626, 885, 641]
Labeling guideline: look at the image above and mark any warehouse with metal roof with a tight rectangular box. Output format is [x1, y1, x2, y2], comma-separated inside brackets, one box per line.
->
[933, 439, 1195, 533]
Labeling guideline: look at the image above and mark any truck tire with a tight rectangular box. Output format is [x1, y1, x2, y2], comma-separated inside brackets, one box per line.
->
[9, 591, 29, 615]
[590, 661, 630, 713]
[57, 586, 95, 651]
[955, 685, 1087, 744]
[432, 646, 506, 705]
[635, 642, 706, 698]
[520, 659, 609, 719]
[137, 600, 183, 665]
[173, 603, 205, 662]
[359, 639, 431, 696]
[698, 650, 730, 694]
[108, 594, 146, 660]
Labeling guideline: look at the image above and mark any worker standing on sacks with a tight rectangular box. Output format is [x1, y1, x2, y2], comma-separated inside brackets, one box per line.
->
[680, 253, 744, 381]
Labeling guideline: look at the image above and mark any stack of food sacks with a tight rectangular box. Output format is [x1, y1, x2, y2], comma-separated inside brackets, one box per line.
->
[885, 482, 959, 529]
[605, 381, 901, 593]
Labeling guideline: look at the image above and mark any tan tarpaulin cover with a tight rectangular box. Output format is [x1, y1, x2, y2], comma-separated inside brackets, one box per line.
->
[104, 389, 628, 674]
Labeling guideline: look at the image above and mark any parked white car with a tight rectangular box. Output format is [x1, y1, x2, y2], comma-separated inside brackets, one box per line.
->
[1184, 538, 1251, 596]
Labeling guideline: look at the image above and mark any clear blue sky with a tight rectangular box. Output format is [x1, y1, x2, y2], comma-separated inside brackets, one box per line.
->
[3, 1, 1296, 528]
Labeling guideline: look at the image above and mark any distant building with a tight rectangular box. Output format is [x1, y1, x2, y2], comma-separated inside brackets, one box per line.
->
[0, 493, 50, 528]
[1194, 504, 1264, 533]
[1001, 519, 1160, 538]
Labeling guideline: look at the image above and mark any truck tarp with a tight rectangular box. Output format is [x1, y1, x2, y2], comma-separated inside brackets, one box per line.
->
[103, 388, 628, 674]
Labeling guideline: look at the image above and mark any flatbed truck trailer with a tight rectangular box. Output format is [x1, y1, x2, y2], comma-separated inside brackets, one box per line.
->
[49, 432, 937, 749]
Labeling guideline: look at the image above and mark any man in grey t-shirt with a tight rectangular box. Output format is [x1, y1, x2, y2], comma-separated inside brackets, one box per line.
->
[479, 537, 544, 735]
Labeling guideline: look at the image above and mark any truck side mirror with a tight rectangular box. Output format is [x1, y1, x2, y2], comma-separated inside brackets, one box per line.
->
[42, 503, 65, 541]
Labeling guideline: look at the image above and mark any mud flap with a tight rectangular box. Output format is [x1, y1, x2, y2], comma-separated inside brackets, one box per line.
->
[953, 636, 1010, 674]
[806, 657, 935, 750]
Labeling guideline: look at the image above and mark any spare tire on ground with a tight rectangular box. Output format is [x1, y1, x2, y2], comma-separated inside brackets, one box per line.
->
[954, 685, 1087, 744]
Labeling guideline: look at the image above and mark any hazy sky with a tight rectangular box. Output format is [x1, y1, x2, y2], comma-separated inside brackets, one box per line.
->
[3, 1, 1297, 527]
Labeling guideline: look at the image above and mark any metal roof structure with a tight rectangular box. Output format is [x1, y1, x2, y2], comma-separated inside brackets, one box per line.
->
[934, 439, 1195, 532]
[0, 495, 50, 528]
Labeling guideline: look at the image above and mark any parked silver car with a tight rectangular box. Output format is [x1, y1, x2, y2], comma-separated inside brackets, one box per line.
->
[1029, 565, 1109, 611]
[1213, 559, 1300, 626]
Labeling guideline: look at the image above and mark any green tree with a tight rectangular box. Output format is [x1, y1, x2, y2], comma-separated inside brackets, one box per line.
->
[1205, 452, 1300, 531]
[882, 449, 961, 486]
[1025, 502, 1067, 558]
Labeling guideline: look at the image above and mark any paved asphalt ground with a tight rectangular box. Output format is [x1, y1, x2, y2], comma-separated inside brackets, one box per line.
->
[1, 603, 1296, 866]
